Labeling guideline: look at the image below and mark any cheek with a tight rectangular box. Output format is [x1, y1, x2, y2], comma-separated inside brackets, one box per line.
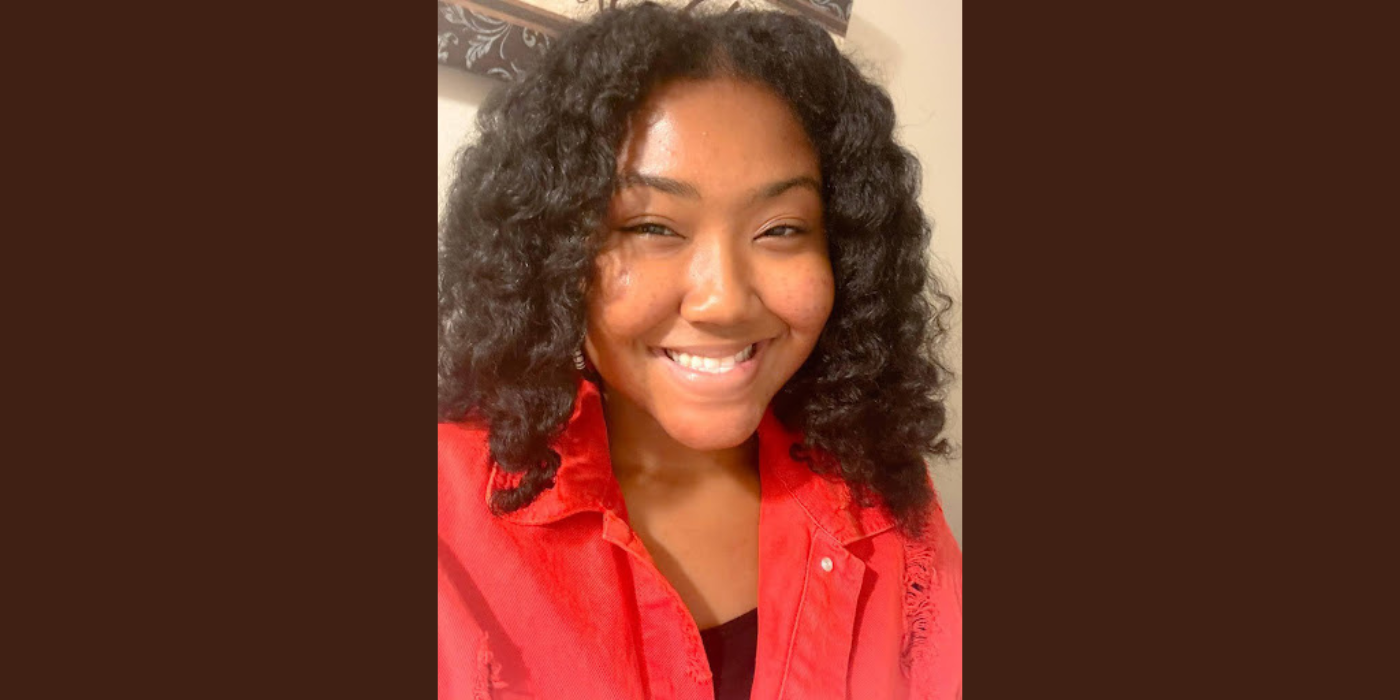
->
[588, 252, 672, 341]
[764, 259, 835, 334]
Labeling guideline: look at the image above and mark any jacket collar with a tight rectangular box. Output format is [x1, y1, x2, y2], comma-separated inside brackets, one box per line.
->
[488, 378, 895, 544]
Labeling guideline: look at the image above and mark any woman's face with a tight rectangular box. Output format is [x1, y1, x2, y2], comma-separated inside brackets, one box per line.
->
[584, 76, 834, 452]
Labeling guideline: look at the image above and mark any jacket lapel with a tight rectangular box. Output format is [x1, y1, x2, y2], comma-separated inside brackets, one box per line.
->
[753, 410, 893, 699]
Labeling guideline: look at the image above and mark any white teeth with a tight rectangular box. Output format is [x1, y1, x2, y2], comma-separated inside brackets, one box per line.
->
[663, 344, 756, 374]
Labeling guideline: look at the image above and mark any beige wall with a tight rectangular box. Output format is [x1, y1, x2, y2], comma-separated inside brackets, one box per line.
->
[437, 0, 963, 545]
[843, 0, 963, 546]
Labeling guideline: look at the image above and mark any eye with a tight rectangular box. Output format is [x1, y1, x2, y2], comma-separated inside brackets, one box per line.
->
[758, 225, 804, 239]
[620, 222, 681, 238]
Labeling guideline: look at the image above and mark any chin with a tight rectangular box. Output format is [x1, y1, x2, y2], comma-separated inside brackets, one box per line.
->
[656, 401, 767, 451]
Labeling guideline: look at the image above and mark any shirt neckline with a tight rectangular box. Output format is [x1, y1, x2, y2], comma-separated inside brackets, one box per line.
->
[699, 607, 759, 637]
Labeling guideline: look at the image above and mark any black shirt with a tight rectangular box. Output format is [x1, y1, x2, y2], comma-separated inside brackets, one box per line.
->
[699, 608, 758, 700]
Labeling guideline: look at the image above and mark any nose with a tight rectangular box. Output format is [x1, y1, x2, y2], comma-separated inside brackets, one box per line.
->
[680, 236, 756, 327]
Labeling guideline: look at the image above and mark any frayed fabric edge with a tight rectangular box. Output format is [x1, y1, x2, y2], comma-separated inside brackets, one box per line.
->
[474, 632, 508, 700]
[900, 538, 939, 684]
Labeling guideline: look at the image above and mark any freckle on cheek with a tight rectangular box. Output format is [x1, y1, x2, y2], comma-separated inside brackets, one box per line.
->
[788, 273, 835, 322]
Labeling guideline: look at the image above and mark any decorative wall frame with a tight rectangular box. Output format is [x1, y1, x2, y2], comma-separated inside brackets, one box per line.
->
[437, 0, 855, 82]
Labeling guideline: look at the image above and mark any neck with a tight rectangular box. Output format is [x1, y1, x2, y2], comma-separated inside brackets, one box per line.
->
[600, 386, 758, 488]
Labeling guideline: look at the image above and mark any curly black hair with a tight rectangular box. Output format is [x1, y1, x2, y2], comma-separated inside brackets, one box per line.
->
[438, 1, 953, 538]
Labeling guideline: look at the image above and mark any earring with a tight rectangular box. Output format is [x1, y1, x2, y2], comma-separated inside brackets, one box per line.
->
[575, 322, 588, 372]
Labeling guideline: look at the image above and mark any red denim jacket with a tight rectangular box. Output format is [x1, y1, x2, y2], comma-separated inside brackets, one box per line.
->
[438, 379, 962, 699]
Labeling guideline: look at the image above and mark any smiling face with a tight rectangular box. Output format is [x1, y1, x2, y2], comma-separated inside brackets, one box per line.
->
[583, 76, 835, 452]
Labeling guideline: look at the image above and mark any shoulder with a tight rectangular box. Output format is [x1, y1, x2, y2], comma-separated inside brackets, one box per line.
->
[438, 419, 490, 468]
[438, 420, 494, 530]
[905, 495, 961, 604]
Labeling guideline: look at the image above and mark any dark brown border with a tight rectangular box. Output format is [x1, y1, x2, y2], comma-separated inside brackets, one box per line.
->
[966, 1, 1396, 697]
[10, 2, 436, 698]
[12, 0, 1395, 697]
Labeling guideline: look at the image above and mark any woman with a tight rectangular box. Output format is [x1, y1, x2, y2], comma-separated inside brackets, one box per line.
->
[438, 3, 960, 698]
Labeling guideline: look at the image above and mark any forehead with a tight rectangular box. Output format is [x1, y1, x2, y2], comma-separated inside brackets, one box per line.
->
[617, 77, 819, 189]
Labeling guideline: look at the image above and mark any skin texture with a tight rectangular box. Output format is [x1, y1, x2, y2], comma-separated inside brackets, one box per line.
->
[585, 76, 834, 460]
[582, 77, 834, 627]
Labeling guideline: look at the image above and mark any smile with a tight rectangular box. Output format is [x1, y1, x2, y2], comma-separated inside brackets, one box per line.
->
[650, 340, 769, 395]
[662, 344, 756, 374]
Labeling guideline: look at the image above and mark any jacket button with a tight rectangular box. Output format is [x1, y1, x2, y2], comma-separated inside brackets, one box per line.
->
[820, 556, 834, 572]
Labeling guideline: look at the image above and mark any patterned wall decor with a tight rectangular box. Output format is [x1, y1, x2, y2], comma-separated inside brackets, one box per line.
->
[438, 0, 855, 82]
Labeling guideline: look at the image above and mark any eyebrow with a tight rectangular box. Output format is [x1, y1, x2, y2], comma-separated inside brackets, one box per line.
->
[617, 171, 821, 204]
[617, 171, 700, 199]
[749, 176, 821, 205]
